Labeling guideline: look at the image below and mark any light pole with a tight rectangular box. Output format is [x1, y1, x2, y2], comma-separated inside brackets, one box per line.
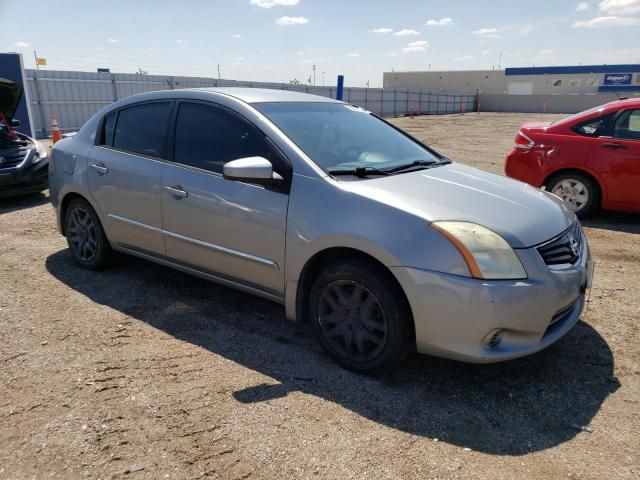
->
[312, 64, 316, 86]
[322, 71, 325, 87]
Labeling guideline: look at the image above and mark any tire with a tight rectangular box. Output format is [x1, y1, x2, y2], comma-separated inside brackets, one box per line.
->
[545, 171, 599, 217]
[64, 198, 112, 270]
[308, 259, 413, 373]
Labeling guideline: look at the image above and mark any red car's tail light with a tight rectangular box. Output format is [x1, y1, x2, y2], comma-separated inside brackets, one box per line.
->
[514, 131, 534, 150]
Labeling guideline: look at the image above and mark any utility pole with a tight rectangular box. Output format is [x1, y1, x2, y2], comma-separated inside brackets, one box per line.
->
[217, 64, 221, 80]
[312, 64, 316, 86]
[498, 53, 503, 70]
[322, 71, 325, 87]
[33, 50, 39, 70]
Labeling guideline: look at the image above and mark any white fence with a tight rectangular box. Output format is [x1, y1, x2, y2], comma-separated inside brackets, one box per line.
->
[25, 69, 477, 138]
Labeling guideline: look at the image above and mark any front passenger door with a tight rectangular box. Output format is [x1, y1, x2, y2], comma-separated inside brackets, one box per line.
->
[161, 101, 290, 296]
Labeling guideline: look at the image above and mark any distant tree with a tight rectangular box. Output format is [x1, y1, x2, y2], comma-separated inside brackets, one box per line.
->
[136, 67, 148, 75]
[289, 78, 300, 85]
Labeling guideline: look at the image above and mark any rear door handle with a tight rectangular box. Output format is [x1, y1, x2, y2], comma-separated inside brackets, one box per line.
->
[164, 185, 189, 198]
[601, 143, 627, 149]
[90, 163, 108, 175]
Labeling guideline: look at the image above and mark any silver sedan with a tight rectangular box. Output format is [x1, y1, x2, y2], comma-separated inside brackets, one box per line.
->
[49, 88, 594, 372]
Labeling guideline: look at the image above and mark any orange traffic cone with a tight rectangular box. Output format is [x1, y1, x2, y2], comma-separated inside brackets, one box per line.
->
[51, 115, 62, 144]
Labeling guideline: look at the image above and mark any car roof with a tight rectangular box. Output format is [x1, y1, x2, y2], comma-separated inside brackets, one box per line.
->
[186, 87, 341, 104]
[605, 97, 640, 109]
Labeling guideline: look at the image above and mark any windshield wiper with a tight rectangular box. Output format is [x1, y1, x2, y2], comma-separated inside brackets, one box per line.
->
[384, 159, 439, 174]
[328, 166, 390, 178]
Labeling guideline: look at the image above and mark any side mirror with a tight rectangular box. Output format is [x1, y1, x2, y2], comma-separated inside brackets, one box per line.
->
[11, 119, 20, 128]
[223, 157, 281, 185]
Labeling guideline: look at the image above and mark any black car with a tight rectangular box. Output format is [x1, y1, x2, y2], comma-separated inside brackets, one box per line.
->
[0, 77, 48, 198]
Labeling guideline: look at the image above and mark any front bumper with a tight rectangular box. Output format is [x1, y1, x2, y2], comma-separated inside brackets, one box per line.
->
[0, 157, 49, 198]
[392, 229, 591, 363]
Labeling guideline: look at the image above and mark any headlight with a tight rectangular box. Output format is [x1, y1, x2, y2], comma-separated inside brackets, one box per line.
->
[33, 141, 48, 163]
[431, 221, 527, 280]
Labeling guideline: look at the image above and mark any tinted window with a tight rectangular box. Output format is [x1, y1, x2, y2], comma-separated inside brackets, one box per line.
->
[254, 102, 439, 172]
[102, 112, 116, 146]
[573, 113, 613, 137]
[113, 102, 171, 157]
[614, 110, 640, 141]
[174, 102, 276, 174]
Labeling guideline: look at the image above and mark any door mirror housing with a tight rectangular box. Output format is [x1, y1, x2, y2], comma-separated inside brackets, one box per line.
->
[223, 157, 278, 184]
[11, 119, 20, 128]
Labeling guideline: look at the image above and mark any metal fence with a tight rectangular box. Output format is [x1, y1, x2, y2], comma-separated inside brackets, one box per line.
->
[24, 69, 477, 138]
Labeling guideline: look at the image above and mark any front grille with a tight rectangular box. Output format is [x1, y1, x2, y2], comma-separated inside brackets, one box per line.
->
[0, 149, 29, 169]
[537, 222, 583, 266]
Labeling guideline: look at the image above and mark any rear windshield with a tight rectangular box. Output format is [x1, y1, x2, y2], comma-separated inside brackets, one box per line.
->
[254, 102, 440, 172]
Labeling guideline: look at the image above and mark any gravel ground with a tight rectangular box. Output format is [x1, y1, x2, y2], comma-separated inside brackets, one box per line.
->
[1, 113, 638, 479]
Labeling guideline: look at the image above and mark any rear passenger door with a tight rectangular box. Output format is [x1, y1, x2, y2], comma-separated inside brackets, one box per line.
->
[89, 101, 173, 255]
[161, 101, 290, 296]
[589, 109, 640, 208]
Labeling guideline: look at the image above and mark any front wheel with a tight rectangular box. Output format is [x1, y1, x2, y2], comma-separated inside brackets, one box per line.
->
[309, 260, 413, 373]
[64, 198, 112, 270]
[546, 172, 599, 217]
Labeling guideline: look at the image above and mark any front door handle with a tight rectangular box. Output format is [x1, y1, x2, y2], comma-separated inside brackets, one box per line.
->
[601, 142, 627, 149]
[164, 185, 189, 199]
[90, 163, 108, 175]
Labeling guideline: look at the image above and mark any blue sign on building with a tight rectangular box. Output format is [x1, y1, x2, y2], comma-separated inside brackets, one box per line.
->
[603, 73, 632, 86]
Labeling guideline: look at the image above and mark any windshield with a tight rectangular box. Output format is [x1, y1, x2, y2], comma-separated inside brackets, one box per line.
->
[254, 102, 441, 173]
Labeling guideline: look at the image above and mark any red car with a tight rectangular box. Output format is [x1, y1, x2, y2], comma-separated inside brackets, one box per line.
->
[505, 98, 640, 216]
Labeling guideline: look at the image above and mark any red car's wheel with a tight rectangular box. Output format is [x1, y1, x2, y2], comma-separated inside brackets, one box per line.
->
[546, 172, 600, 217]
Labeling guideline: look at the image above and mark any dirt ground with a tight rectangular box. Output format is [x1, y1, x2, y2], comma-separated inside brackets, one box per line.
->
[1, 113, 638, 479]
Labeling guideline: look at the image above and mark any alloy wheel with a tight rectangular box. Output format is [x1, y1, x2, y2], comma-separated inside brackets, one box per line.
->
[317, 280, 388, 362]
[67, 207, 98, 262]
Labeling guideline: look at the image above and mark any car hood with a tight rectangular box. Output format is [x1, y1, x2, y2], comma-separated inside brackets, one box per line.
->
[341, 163, 575, 248]
[0, 77, 22, 124]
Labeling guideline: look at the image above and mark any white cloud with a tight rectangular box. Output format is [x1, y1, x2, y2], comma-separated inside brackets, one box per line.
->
[276, 16, 309, 25]
[481, 49, 491, 56]
[14, 41, 30, 49]
[586, 46, 640, 63]
[401, 40, 429, 53]
[108, 38, 118, 43]
[599, 0, 640, 14]
[370, 27, 393, 33]
[576, 2, 591, 10]
[426, 17, 453, 27]
[231, 34, 242, 38]
[394, 28, 420, 36]
[176, 39, 183, 43]
[538, 48, 555, 56]
[454, 55, 474, 62]
[296, 51, 304, 55]
[472, 27, 501, 38]
[346, 53, 360, 57]
[250, 0, 299, 8]
[573, 15, 639, 26]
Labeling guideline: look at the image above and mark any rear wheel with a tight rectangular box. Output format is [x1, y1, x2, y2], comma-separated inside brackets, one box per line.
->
[64, 198, 111, 270]
[309, 260, 413, 373]
[546, 172, 599, 217]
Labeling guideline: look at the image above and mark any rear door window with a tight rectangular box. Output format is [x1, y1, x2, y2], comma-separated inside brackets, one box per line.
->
[573, 113, 613, 137]
[112, 102, 172, 157]
[101, 111, 117, 146]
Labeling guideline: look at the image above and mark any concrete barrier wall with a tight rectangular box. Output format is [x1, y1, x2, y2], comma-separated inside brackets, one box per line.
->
[478, 93, 624, 114]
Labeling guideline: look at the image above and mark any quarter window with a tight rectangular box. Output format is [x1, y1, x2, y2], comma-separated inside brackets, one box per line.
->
[613, 110, 640, 141]
[101, 112, 116, 146]
[173, 102, 278, 174]
[112, 102, 172, 157]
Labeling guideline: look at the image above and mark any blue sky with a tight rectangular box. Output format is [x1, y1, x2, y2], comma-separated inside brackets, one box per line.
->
[1, 0, 639, 87]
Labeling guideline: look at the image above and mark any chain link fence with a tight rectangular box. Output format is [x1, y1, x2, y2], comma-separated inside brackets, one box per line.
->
[25, 69, 477, 138]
